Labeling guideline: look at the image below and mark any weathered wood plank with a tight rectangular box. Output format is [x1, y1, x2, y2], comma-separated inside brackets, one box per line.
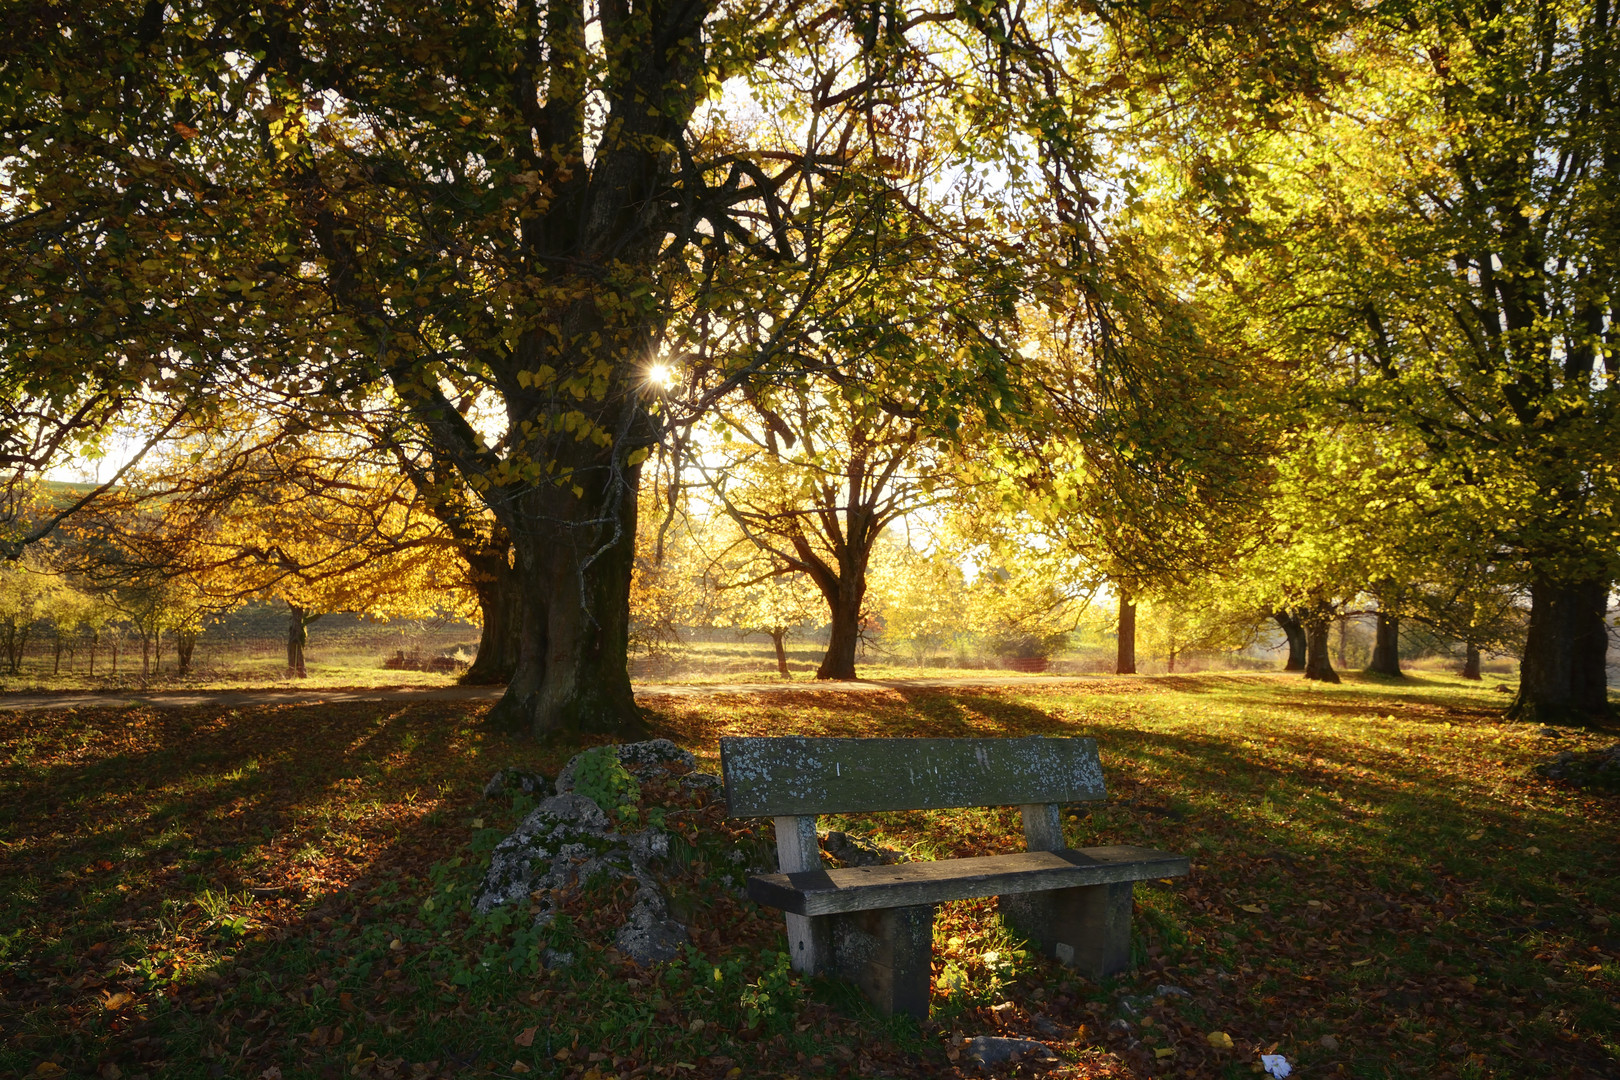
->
[720, 736, 1106, 817]
[747, 845, 1188, 917]
[1021, 803, 1065, 852]
[773, 815, 830, 975]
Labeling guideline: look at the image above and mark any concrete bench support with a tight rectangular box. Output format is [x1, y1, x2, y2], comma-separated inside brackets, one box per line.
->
[1000, 880, 1134, 980]
[831, 904, 934, 1019]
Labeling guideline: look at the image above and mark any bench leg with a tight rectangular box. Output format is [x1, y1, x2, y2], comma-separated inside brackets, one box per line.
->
[782, 912, 833, 977]
[1001, 881, 1134, 981]
[831, 905, 934, 1020]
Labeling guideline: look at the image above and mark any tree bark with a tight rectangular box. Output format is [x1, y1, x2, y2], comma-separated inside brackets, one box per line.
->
[175, 630, 197, 675]
[1461, 639, 1482, 680]
[1303, 603, 1341, 683]
[485, 476, 645, 738]
[1367, 612, 1403, 677]
[1273, 610, 1307, 671]
[770, 628, 790, 677]
[287, 605, 318, 678]
[817, 586, 864, 680]
[461, 546, 522, 686]
[1507, 578, 1611, 723]
[1335, 618, 1348, 668]
[1116, 589, 1137, 675]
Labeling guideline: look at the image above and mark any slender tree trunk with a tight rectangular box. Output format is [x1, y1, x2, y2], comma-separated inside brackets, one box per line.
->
[287, 605, 310, 678]
[1303, 603, 1341, 684]
[1462, 640, 1482, 680]
[1335, 618, 1348, 668]
[1167, 647, 1178, 674]
[1116, 589, 1137, 675]
[1507, 578, 1611, 723]
[1274, 610, 1307, 671]
[176, 630, 197, 675]
[53, 633, 62, 675]
[1367, 612, 1403, 677]
[461, 548, 522, 686]
[486, 477, 644, 737]
[140, 632, 151, 676]
[89, 631, 96, 675]
[770, 628, 790, 677]
[111, 636, 118, 675]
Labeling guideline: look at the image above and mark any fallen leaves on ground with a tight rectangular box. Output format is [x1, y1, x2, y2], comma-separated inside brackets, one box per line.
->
[0, 672, 1615, 1079]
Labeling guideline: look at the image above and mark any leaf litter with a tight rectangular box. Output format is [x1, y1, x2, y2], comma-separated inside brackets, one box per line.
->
[0, 671, 1615, 1078]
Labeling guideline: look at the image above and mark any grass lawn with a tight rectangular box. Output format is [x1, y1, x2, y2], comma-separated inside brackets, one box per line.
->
[1, 673, 1614, 1079]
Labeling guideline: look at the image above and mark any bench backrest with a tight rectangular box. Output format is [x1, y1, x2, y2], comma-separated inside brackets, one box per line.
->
[720, 736, 1106, 817]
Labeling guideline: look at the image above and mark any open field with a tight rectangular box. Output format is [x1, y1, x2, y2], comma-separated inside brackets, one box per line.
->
[4, 618, 1514, 695]
[1, 673, 1614, 1079]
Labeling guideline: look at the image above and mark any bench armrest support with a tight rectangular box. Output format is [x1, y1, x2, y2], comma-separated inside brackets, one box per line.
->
[773, 815, 829, 975]
[1021, 803, 1065, 852]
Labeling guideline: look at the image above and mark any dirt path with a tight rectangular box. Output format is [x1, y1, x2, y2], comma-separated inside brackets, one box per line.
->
[0, 674, 1135, 712]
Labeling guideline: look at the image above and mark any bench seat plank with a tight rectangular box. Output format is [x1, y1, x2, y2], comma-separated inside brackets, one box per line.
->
[748, 844, 1188, 917]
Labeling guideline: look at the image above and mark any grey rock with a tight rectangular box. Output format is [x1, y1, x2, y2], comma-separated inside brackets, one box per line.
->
[1030, 1014, 1068, 1038]
[474, 765, 702, 967]
[1534, 742, 1620, 789]
[1536, 727, 1564, 739]
[680, 772, 726, 795]
[1108, 1018, 1133, 1034]
[473, 793, 613, 915]
[556, 738, 697, 793]
[964, 1036, 1055, 1066]
[482, 767, 553, 800]
[821, 829, 905, 867]
[1115, 995, 1143, 1016]
[1155, 984, 1191, 998]
[614, 884, 688, 963]
[542, 948, 574, 968]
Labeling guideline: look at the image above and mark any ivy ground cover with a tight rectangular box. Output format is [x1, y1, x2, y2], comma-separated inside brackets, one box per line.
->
[1, 673, 1615, 1079]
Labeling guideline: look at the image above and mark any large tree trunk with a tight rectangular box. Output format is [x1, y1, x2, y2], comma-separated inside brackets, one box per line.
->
[1366, 612, 1403, 676]
[817, 588, 864, 680]
[461, 547, 522, 686]
[1273, 610, 1307, 671]
[1507, 578, 1611, 724]
[770, 628, 790, 677]
[486, 477, 645, 738]
[1116, 589, 1137, 675]
[1303, 603, 1341, 684]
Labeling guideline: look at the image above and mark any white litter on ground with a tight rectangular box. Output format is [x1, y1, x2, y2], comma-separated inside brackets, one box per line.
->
[1261, 1054, 1293, 1078]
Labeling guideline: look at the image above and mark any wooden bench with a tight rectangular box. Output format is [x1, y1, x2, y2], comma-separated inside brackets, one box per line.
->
[720, 735, 1189, 1019]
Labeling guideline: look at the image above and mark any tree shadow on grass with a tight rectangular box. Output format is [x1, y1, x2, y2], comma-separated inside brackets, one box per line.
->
[650, 685, 1619, 1078]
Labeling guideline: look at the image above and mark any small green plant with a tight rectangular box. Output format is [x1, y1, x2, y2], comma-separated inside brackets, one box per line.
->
[570, 746, 640, 818]
[737, 950, 803, 1033]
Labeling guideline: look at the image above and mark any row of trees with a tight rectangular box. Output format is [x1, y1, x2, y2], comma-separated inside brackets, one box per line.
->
[2, 0, 1614, 731]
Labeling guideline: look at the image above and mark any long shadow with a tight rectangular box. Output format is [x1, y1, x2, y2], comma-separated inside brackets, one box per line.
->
[652, 683, 1619, 1077]
[7, 691, 1615, 1080]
